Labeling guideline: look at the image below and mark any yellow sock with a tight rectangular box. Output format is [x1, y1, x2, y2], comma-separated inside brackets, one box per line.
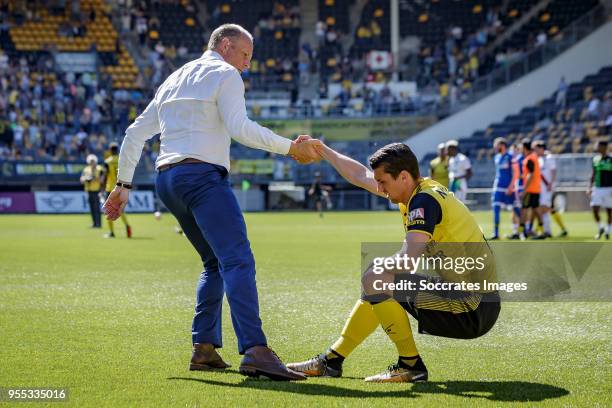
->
[371, 299, 418, 357]
[552, 212, 566, 230]
[330, 300, 379, 358]
[120, 213, 129, 225]
[107, 219, 114, 234]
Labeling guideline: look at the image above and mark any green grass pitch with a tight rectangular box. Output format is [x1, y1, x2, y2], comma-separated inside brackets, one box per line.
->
[0, 210, 610, 407]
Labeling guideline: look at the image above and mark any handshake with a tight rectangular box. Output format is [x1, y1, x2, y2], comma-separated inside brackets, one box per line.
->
[288, 135, 325, 164]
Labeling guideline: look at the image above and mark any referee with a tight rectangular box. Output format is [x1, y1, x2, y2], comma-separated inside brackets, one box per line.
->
[288, 141, 500, 383]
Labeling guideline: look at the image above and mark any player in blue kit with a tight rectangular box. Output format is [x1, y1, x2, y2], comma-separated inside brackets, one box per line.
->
[490, 138, 520, 240]
[506, 142, 525, 239]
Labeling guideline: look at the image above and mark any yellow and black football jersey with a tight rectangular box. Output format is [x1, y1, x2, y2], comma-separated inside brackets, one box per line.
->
[399, 177, 484, 242]
[398, 177, 496, 292]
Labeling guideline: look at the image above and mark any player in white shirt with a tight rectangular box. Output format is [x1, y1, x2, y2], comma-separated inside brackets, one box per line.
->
[534, 141, 568, 239]
[534, 142, 554, 238]
[446, 140, 472, 203]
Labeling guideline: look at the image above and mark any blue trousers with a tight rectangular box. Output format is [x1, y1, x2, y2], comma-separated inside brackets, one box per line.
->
[156, 162, 267, 354]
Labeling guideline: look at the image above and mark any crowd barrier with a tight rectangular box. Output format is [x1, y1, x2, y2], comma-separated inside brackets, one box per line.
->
[0, 191, 155, 214]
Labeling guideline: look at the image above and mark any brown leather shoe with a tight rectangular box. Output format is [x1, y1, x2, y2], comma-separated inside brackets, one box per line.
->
[239, 346, 307, 381]
[189, 343, 231, 371]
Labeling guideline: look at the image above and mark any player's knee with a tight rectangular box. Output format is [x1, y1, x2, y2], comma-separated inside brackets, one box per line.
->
[229, 254, 255, 274]
[203, 257, 220, 273]
[361, 270, 377, 296]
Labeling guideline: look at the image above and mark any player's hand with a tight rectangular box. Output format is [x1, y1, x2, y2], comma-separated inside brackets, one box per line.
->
[293, 135, 327, 161]
[289, 137, 322, 164]
[586, 188, 592, 197]
[102, 186, 129, 221]
[291, 134, 314, 161]
[294, 134, 312, 144]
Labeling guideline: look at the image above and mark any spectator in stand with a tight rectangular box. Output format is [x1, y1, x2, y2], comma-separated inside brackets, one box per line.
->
[536, 31, 547, 47]
[316, 21, 326, 46]
[556, 76, 568, 108]
[586, 95, 601, 121]
[136, 12, 148, 46]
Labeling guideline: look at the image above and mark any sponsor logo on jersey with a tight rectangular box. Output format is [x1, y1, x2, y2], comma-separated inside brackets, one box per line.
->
[408, 207, 424, 222]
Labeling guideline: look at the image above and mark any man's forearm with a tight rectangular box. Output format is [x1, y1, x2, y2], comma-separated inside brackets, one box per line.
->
[117, 99, 161, 183]
[117, 136, 146, 183]
[319, 144, 371, 190]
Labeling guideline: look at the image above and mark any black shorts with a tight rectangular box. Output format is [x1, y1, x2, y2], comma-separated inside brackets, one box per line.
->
[383, 273, 500, 340]
[522, 192, 540, 209]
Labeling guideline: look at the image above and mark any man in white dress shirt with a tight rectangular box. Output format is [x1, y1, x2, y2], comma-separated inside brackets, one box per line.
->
[103, 24, 319, 381]
[446, 140, 472, 203]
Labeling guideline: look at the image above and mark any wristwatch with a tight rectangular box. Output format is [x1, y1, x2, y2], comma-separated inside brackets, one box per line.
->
[116, 182, 133, 190]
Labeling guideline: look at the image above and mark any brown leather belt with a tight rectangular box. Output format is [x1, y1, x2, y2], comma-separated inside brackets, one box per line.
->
[157, 158, 207, 172]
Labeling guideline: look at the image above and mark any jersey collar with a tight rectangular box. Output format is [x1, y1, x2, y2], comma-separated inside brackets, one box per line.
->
[405, 177, 426, 206]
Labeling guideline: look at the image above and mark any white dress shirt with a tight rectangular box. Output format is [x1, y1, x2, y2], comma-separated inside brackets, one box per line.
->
[117, 50, 292, 182]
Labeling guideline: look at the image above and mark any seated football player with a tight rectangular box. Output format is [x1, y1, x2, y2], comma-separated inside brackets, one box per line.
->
[288, 141, 501, 383]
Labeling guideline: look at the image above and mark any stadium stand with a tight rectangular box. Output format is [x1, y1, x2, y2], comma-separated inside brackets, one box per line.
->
[0, 0, 607, 185]
[316, 0, 351, 79]
[420, 65, 612, 187]
[350, 0, 389, 59]
[347, 0, 602, 105]
[205, 0, 302, 92]
[148, 1, 204, 54]
[478, 0, 601, 80]
[7, 0, 139, 90]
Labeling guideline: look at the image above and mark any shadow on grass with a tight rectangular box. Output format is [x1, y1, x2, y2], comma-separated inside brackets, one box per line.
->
[168, 376, 569, 401]
[410, 381, 570, 402]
